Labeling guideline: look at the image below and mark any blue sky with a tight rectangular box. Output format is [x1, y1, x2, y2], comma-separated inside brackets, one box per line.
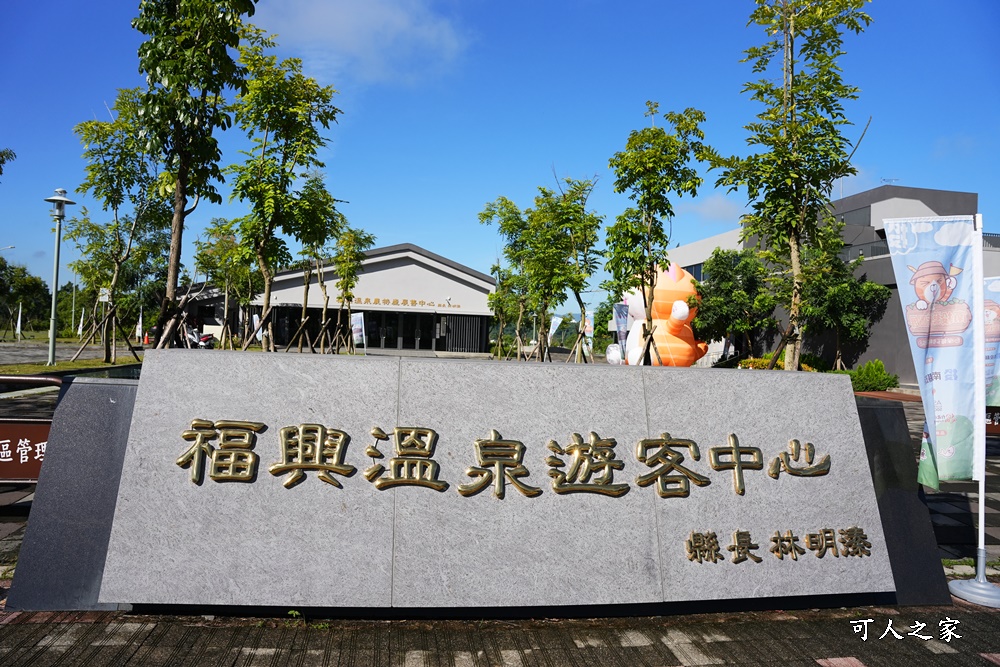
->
[1, 0, 997, 314]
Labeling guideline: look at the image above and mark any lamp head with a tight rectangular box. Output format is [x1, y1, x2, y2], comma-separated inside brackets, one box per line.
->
[44, 188, 76, 219]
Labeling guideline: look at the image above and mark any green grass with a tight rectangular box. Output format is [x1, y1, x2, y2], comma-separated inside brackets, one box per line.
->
[942, 557, 1000, 568]
[0, 357, 141, 376]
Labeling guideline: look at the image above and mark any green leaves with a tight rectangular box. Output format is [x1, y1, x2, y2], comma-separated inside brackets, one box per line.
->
[133, 0, 258, 201]
[691, 248, 777, 350]
[605, 104, 707, 306]
[0, 147, 15, 181]
[225, 26, 343, 302]
[331, 228, 376, 305]
[481, 178, 602, 354]
[711, 0, 871, 366]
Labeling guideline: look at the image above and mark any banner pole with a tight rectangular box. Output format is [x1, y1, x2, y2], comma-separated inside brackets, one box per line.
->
[949, 213, 1000, 606]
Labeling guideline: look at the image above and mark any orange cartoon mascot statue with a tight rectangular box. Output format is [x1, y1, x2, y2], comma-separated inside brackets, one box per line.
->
[624, 263, 708, 366]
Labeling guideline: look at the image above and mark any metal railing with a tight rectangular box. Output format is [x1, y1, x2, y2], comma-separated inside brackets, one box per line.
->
[840, 233, 1000, 262]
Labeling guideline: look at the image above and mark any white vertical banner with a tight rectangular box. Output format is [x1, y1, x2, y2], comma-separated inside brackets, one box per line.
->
[15, 302, 22, 341]
[351, 312, 366, 348]
[547, 316, 563, 345]
[136, 307, 143, 343]
[984, 275, 1000, 407]
[77, 309, 84, 337]
[884, 215, 985, 486]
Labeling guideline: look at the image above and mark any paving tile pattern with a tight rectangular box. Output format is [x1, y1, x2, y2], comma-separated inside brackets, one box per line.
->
[899, 401, 1000, 559]
[0, 606, 996, 666]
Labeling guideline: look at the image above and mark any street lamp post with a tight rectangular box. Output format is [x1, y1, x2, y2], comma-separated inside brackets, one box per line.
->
[43, 189, 75, 366]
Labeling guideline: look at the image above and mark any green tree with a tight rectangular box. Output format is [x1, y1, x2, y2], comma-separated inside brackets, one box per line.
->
[486, 264, 524, 359]
[690, 248, 777, 358]
[330, 227, 375, 354]
[227, 28, 341, 351]
[801, 251, 890, 370]
[293, 174, 347, 352]
[194, 217, 262, 348]
[0, 258, 50, 337]
[68, 88, 172, 362]
[480, 196, 537, 361]
[132, 0, 258, 345]
[591, 295, 617, 354]
[481, 186, 581, 363]
[711, 0, 871, 371]
[550, 178, 603, 362]
[605, 102, 707, 364]
[55, 281, 77, 337]
[0, 147, 14, 181]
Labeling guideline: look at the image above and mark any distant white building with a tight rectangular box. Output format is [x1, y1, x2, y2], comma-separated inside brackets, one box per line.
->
[191, 243, 495, 354]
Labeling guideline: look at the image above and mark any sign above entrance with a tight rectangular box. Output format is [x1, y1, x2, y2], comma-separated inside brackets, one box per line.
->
[351, 295, 462, 309]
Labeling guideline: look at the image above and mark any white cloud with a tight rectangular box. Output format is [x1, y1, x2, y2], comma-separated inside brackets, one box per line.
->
[912, 222, 933, 233]
[987, 279, 1000, 293]
[253, 0, 467, 85]
[934, 221, 974, 247]
[677, 193, 744, 224]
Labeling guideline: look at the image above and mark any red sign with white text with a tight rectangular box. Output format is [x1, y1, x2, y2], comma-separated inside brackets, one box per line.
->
[0, 422, 50, 482]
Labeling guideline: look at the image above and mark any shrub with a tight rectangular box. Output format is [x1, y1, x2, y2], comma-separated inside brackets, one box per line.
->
[799, 353, 831, 372]
[836, 359, 899, 393]
[737, 356, 817, 372]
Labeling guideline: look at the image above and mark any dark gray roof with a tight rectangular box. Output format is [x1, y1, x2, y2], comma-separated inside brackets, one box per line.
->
[269, 242, 494, 285]
[364, 243, 494, 285]
[830, 185, 977, 216]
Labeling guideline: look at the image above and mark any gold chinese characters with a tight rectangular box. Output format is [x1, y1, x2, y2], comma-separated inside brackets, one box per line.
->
[176, 420, 832, 499]
[686, 527, 871, 563]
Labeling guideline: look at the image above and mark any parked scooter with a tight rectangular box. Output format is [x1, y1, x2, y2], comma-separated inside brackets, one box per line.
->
[185, 326, 216, 349]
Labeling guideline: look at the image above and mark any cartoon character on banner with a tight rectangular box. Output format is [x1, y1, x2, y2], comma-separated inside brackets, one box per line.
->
[623, 264, 708, 366]
[904, 261, 972, 348]
[985, 295, 1000, 406]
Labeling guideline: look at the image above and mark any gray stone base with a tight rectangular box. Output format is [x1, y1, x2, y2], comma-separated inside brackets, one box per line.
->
[96, 352, 895, 609]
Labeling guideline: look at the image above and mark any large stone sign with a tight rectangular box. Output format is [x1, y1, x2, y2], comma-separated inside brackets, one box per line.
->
[94, 351, 894, 609]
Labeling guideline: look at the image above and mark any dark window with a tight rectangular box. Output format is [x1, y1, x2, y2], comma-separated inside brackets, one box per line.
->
[684, 263, 703, 282]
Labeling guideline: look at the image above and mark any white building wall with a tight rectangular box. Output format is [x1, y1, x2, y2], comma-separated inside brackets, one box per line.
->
[669, 228, 743, 267]
[870, 198, 938, 231]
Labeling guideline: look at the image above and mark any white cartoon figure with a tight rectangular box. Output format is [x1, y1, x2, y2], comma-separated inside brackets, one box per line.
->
[907, 261, 962, 310]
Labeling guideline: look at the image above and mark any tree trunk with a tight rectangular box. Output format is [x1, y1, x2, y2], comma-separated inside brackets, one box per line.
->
[222, 279, 231, 349]
[256, 245, 275, 352]
[346, 301, 355, 355]
[835, 329, 844, 371]
[334, 305, 343, 354]
[103, 310, 112, 363]
[538, 307, 548, 362]
[573, 289, 589, 363]
[784, 228, 804, 371]
[643, 279, 655, 366]
[298, 266, 311, 352]
[155, 158, 189, 347]
[514, 304, 525, 361]
[318, 263, 330, 353]
[493, 315, 505, 359]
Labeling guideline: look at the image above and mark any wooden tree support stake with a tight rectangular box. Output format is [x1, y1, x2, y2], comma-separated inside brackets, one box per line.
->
[242, 307, 272, 352]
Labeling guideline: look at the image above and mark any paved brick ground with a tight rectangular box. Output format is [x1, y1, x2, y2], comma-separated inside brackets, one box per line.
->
[0, 603, 998, 666]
